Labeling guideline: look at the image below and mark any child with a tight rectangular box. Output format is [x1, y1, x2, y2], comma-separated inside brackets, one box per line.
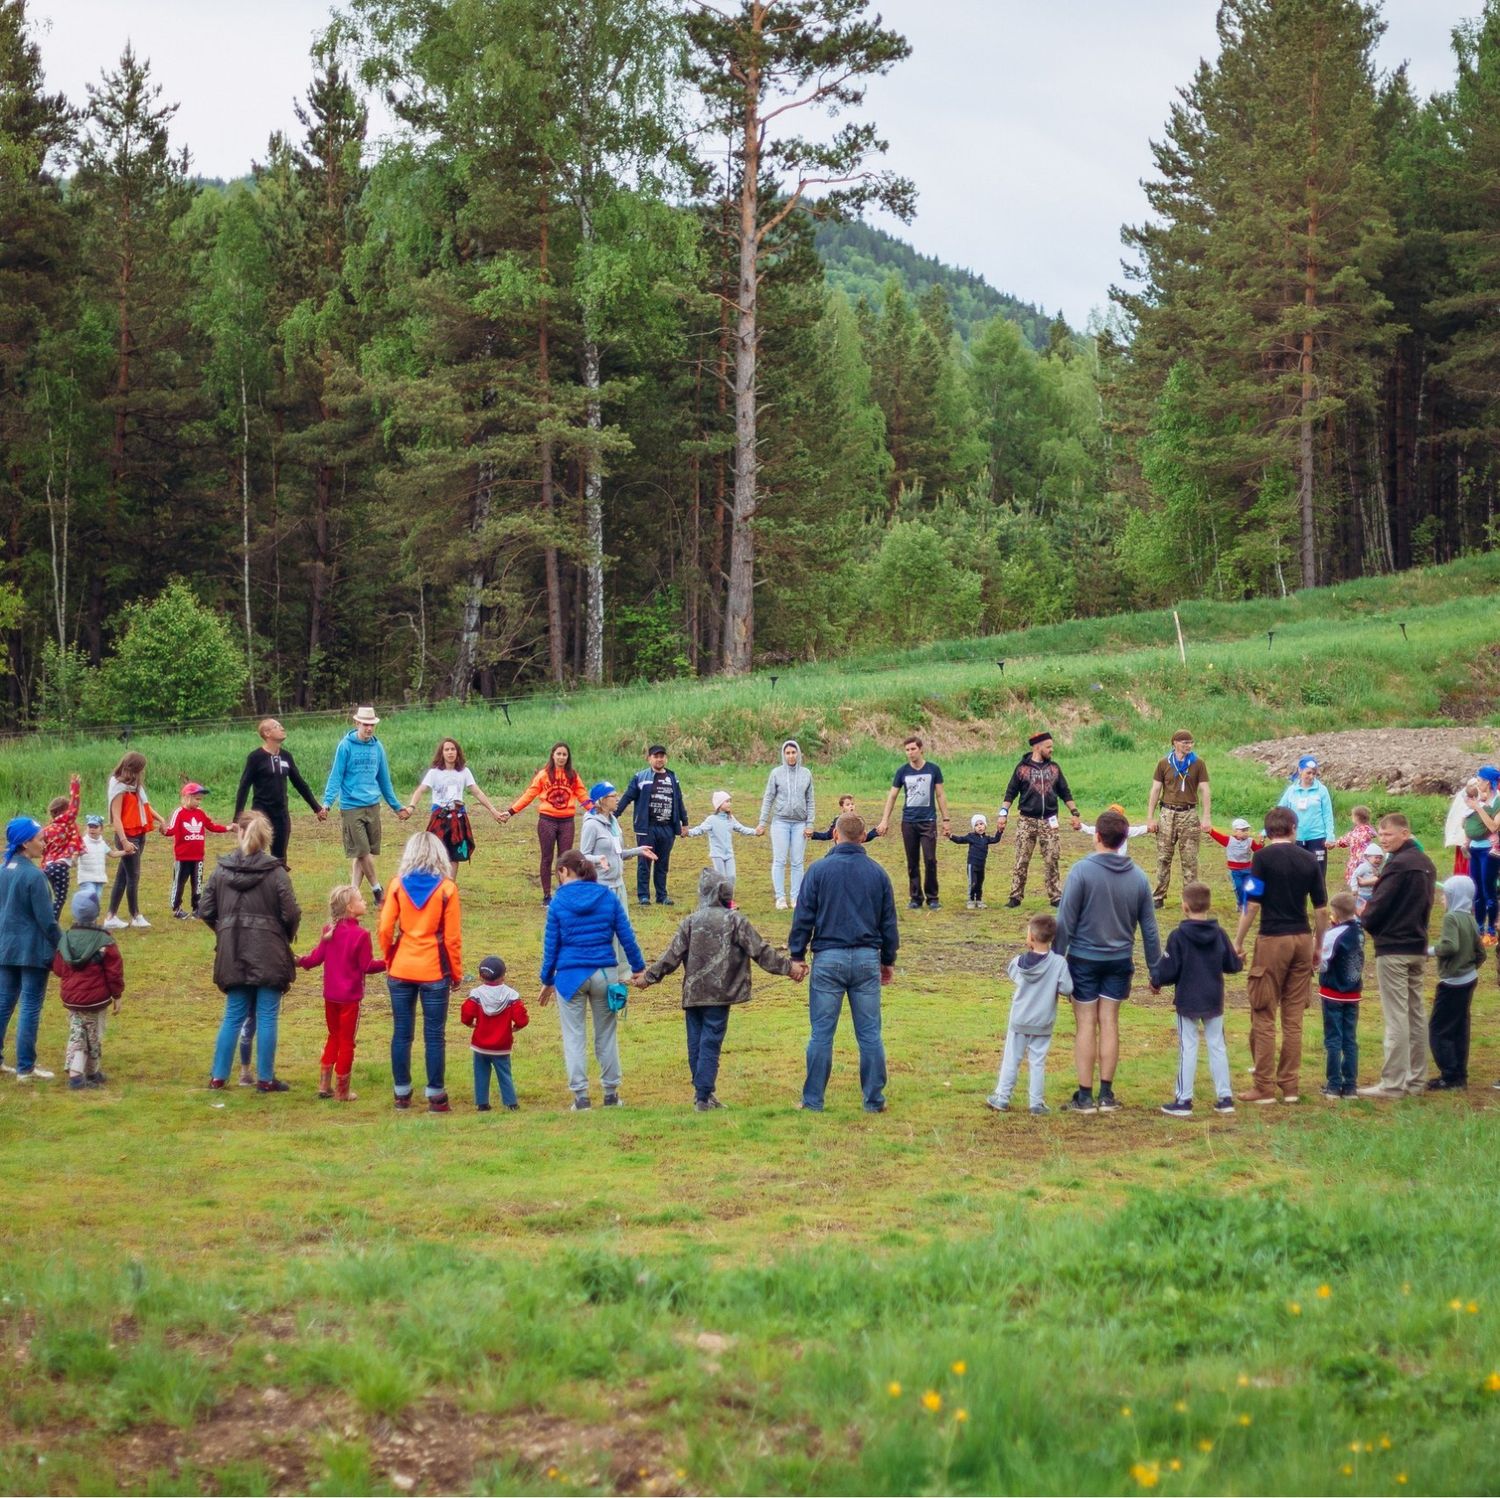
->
[1428, 875, 1481, 1091]
[1208, 817, 1265, 912]
[76, 815, 121, 905]
[985, 910, 1072, 1114]
[810, 794, 881, 842]
[159, 782, 231, 918]
[634, 867, 803, 1109]
[1456, 781, 1499, 945]
[1078, 804, 1150, 839]
[1149, 881, 1242, 1116]
[461, 954, 529, 1110]
[297, 884, 386, 1101]
[1334, 806, 1376, 891]
[1351, 843, 1385, 916]
[50, 889, 124, 1089]
[1317, 890, 1363, 1099]
[947, 813, 1004, 909]
[684, 791, 759, 882]
[40, 774, 83, 918]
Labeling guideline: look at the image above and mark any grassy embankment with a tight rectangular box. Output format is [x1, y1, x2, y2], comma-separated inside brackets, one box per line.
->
[3, 555, 1500, 1494]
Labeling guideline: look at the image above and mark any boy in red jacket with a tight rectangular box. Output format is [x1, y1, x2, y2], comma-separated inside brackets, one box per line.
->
[52, 889, 124, 1089]
[160, 782, 231, 918]
[297, 884, 386, 1101]
[41, 773, 84, 917]
[461, 954, 528, 1110]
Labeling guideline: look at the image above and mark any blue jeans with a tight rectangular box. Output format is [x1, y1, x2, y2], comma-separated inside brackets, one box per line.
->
[1469, 843, 1498, 932]
[1321, 999, 1359, 1093]
[771, 818, 807, 903]
[802, 947, 886, 1111]
[685, 1005, 731, 1101]
[389, 978, 449, 1098]
[0, 964, 49, 1075]
[472, 1052, 516, 1108]
[212, 985, 283, 1083]
[1229, 868, 1252, 912]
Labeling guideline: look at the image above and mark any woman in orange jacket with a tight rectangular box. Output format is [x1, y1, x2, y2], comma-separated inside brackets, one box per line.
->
[497, 742, 591, 905]
[379, 831, 463, 1113]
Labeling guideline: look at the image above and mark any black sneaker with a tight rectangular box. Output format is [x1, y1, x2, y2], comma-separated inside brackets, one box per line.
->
[570, 1096, 592, 1111]
[1213, 1096, 1236, 1114]
[1097, 1088, 1120, 1112]
[1319, 1084, 1342, 1100]
[1049, 897, 1061, 907]
[907, 898, 922, 909]
[927, 898, 941, 910]
[603, 1092, 622, 1108]
[637, 897, 651, 907]
[1153, 897, 1166, 909]
[657, 897, 675, 906]
[85, 1072, 106, 1087]
[1160, 1098, 1193, 1117]
[506, 1103, 520, 1111]
[476, 1103, 493, 1112]
[1426, 1077, 1462, 1091]
[694, 1096, 726, 1112]
[1005, 897, 1022, 909]
[372, 885, 384, 907]
[1063, 1089, 1097, 1114]
[173, 909, 190, 920]
[256, 1078, 291, 1093]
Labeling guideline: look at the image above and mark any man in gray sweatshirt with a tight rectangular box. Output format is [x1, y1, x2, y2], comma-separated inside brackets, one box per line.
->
[1053, 808, 1162, 1114]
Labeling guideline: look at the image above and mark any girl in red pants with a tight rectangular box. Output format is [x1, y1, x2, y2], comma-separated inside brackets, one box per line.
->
[298, 885, 385, 1100]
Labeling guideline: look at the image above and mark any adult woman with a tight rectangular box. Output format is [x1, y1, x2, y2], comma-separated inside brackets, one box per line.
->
[538, 849, 645, 1110]
[579, 781, 655, 910]
[499, 743, 590, 904]
[379, 831, 463, 1114]
[202, 812, 301, 1093]
[1277, 755, 1336, 877]
[755, 739, 816, 910]
[0, 817, 63, 1080]
[405, 737, 501, 878]
[103, 751, 155, 930]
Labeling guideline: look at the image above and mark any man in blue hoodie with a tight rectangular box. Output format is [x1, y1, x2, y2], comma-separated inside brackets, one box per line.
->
[322, 706, 409, 904]
[1053, 808, 1162, 1113]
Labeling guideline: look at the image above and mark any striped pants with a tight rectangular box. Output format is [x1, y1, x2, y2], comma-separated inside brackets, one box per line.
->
[1174, 1013, 1231, 1103]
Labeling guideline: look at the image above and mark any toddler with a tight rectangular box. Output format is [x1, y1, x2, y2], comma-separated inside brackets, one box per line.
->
[985, 911, 1072, 1114]
[75, 814, 121, 905]
[1317, 890, 1363, 1099]
[40, 774, 83, 917]
[1334, 806, 1376, 890]
[1149, 882, 1242, 1116]
[1208, 817, 1265, 912]
[947, 813, 1004, 909]
[159, 781, 231, 918]
[297, 884, 386, 1100]
[1351, 843, 1385, 916]
[50, 889, 124, 1089]
[461, 955, 529, 1110]
[684, 790, 759, 883]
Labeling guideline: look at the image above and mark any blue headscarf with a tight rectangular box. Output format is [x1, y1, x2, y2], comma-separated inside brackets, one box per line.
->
[5, 816, 42, 862]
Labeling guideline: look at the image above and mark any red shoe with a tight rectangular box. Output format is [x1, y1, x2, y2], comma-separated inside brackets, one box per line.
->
[427, 1092, 451, 1114]
[393, 1092, 412, 1110]
[207, 1078, 226, 1090]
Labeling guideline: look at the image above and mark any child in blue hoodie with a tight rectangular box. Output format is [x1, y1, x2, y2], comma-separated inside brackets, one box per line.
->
[985, 911, 1072, 1114]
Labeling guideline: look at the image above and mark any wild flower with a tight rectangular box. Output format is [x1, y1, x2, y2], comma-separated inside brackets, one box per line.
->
[1129, 1461, 1160, 1488]
[922, 1390, 942, 1413]
[1288, 1301, 1302, 1315]
[1483, 1371, 1500, 1393]
[545, 1467, 560, 1481]
[1236, 1374, 1250, 1388]
[951, 1360, 967, 1376]
[1396, 1474, 1408, 1485]
[1379, 1436, 1392, 1450]
[1341, 1465, 1354, 1477]
[1197, 1440, 1214, 1453]
[1121, 1406, 1133, 1418]
[887, 1381, 902, 1398]
[954, 1409, 968, 1424]
[1168, 1459, 1182, 1472]
[1237, 1414, 1252, 1427]
[1450, 1298, 1464, 1311]
[1173, 1400, 1188, 1413]
[1467, 1301, 1479, 1314]
[1316, 1284, 1332, 1299]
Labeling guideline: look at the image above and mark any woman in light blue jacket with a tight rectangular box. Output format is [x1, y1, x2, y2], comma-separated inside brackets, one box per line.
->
[755, 740, 815, 909]
[1277, 755, 1336, 875]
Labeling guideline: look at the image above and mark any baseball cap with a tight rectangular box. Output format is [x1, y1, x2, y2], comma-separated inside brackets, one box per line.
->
[648, 743, 668, 756]
[182, 782, 209, 796]
[478, 955, 506, 981]
[85, 813, 104, 827]
[1231, 817, 1251, 832]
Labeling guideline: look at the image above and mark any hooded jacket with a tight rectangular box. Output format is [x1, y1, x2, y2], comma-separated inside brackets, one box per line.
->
[684, 809, 758, 862]
[199, 851, 301, 993]
[1005, 950, 1073, 1034]
[639, 868, 794, 1008]
[540, 877, 647, 1000]
[759, 741, 815, 826]
[1054, 852, 1162, 967]
[1148, 917, 1242, 1018]
[1318, 918, 1364, 1001]
[461, 982, 529, 1052]
[378, 870, 462, 984]
[321, 729, 401, 812]
[1434, 874, 1481, 984]
[51, 923, 124, 1011]
[1360, 838, 1437, 956]
[0, 853, 61, 968]
[580, 809, 641, 888]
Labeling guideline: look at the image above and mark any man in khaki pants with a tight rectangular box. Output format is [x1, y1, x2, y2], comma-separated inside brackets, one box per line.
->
[1233, 806, 1328, 1103]
[1357, 813, 1437, 1099]
[1146, 730, 1212, 908]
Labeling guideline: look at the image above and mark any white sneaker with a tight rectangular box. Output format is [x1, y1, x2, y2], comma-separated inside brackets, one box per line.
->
[17, 1067, 55, 1081]
[775, 897, 788, 911]
[130, 914, 151, 929]
[102, 915, 127, 931]
[0, 1062, 13, 1074]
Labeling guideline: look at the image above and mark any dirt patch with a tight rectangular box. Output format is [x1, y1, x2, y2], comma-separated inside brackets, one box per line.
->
[1232, 727, 1500, 795]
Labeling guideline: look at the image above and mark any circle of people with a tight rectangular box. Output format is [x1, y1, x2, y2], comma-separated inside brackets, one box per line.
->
[0, 716, 1492, 1117]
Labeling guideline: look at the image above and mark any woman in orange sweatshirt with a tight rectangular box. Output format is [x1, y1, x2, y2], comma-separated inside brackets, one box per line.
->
[497, 742, 590, 905]
[379, 831, 463, 1113]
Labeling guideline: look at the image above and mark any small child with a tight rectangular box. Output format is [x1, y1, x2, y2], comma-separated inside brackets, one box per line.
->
[635, 867, 802, 1109]
[40, 774, 83, 918]
[1317, 890, 1363, 1099]
[1334, 806, 1376, 891]
[159, 782, 231, 918]
[1456, 782, 1499, 944]
[461, 954, 529, 1110]
[810, 794, 881, 842]
[50, 889, 124, 1089]
[985, 910, 1072, 1115]
[1351, 843, 1386, 916]
[947, 813, 1004, 909]
[684, 790, 759, 882]
[1428, 875, 1481, 1091]
[75, 814, 122, 905]
[1079, 803, 1150, 840]
[297, 884, 386, 1101]
[1149, 881, 1243, 1116]
[1208, 818, 1265, 912]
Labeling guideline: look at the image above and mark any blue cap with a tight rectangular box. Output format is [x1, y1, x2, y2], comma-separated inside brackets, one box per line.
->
[1297, 755, 1318, 772]
[5, 816, 42, 860]
[589, 781, 617, 803]
[1479, 766, 1500, 785]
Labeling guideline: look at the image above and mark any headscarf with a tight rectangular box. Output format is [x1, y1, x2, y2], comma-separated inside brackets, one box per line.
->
[5, 816, 41, 862]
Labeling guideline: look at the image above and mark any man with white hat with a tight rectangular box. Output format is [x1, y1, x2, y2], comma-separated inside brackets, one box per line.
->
[322, 707, 409, 904]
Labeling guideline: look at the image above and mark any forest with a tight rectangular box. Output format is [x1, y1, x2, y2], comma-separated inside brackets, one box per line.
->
[1, 0, 1498, 727]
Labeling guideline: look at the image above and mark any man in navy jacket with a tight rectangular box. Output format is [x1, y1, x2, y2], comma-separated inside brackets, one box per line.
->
[616, 744, 689, 906]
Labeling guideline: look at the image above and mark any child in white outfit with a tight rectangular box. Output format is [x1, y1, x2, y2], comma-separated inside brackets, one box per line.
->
[986, 911, 1072, 1114]
[684, 791, 759, 884]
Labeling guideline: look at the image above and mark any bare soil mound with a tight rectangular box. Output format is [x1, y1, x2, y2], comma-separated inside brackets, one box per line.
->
[1232, 726, 1500, 795]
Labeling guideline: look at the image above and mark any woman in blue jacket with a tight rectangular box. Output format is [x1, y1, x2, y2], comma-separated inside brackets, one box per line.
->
[1278, 755, 1336, 875]
[538, 849, 646, 1110]
[0, 816, 64, 1081]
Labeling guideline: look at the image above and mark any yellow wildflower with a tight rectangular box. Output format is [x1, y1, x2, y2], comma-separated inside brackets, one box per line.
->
[1197, 1440, 1214, 1453]
[1173, 1400, 1188, 1413]
[951, 1360, 967, 1376]
[1401, 1282, 1411, 1295]
[1379, 1436, 1392, 1450]
[1349, 1443, 1361, 1453]
[921, 1390, 942, 1413]
[954, 1408, 968, 1424]
[1317, 1284, 1332, 1300]
[1129, 1461, 1160, 1488]
[1168, 1459, 1182, 1472]
[1237, 1414, 1252, 1427]
[1397, 1475, 1408, 1485]
[887, 1381, 902, 1398]
[1485, 1371, 1500, 1393]
[1288, 1301, 1302, 1316]
[1341, 1465, 1353, 1478]
[1236, 1374, 1250, 1388]
[1467, 1301, 1480, 1314]
[546, 1468, 560, 1481]
[1450, 1298, 1464, 1311]
[1121, 1405, 1133, 1418]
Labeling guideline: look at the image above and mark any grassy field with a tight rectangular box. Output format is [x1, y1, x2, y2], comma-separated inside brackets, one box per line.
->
[4, 557, 1500, 1494]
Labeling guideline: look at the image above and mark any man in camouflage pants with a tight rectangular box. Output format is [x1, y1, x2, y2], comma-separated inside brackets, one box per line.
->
[1146, 729, 1212, 908]
[998, 732, 1082, 906]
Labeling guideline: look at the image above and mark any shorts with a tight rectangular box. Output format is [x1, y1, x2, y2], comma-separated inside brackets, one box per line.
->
[340, 804, 382, 858]
[1066, 954, 1134, 1005]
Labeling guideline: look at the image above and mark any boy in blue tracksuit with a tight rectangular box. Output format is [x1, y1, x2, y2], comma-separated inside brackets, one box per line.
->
[321, 707, 409, 905]
[616, 744, 689, 906]
[1278, 755, 1336, 877]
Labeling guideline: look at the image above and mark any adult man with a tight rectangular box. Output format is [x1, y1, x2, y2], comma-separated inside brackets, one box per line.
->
[617, 744, 689, 906]
[875, 734, 951, 911]
[998, 731, 1082, 907]
[1356, 812, 1437, 1100]
[788, 813, 900, 1113]
[1054, 808, 1160, 1113]
[321, 706, 409, 905]
[233, 718, 327, 867]
[1146, 729, 1211, 908]
[1232, 805, 1329, 1104]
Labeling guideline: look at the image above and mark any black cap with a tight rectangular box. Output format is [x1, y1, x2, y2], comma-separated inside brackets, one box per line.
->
[648, 743, 667, 755]
[478, 955, 506, 981]
[1028, 731, 1053, 746]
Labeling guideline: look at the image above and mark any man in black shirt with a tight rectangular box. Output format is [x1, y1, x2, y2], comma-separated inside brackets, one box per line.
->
[1233, 805, 1328, 1104]
[233, 718, 327, 867]
[997, 731, 1082, 907]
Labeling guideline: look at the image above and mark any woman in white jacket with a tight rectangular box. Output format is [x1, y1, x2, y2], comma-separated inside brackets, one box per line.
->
[755, 740, 815, 910]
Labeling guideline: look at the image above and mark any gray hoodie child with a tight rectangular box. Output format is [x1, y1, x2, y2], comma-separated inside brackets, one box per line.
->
[758, 740, 815, 827]
[1005, 951, 1074, 1035]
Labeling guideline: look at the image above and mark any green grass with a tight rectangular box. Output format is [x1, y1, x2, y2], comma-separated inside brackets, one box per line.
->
[3, 556, 1500, 1493]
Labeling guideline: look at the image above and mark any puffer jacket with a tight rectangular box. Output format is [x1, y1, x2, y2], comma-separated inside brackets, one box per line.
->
[758, 740, 815, 826]
[51, 923, 124, 1011]
[639, 868, 793, 1008]
[199, 851, 301, 992]
[378, 870, 462, 984]
[540, 877, 646, 1000]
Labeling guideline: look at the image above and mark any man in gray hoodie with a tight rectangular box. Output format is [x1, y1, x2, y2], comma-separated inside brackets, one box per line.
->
[756, 739, 816, 910]
[1053, 808, 1161, 1113]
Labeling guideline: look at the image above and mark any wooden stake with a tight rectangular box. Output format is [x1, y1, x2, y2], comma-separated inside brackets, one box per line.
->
[1173, 610, 1187, 665]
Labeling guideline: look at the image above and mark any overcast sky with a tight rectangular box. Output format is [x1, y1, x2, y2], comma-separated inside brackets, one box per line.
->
[32, 0, 1484, 325]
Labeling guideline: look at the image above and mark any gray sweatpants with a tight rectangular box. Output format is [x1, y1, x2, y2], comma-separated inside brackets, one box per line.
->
[992, 1027, 1051, 1108]
[557, 967, 621, 1100]
[1175, 1013, 1231, 1102]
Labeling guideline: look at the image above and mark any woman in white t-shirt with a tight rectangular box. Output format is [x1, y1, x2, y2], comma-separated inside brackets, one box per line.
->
[405, 738, 501, 876]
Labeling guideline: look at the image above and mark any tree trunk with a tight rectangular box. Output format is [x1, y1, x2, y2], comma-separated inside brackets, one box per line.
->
[450, 461, 494, 700]
[1299, 201, 1319, 590]
[538, 187, 565, 683]
[302, 458, 333, 707]
[579, 195, 606, 685]
[240, 361, 256, 705]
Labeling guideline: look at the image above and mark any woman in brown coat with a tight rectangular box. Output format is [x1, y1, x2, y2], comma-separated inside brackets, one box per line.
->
[202, 812, 301, 1092]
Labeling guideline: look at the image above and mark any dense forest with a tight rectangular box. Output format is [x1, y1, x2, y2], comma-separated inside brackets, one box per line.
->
[0, 0, 1497, 727]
